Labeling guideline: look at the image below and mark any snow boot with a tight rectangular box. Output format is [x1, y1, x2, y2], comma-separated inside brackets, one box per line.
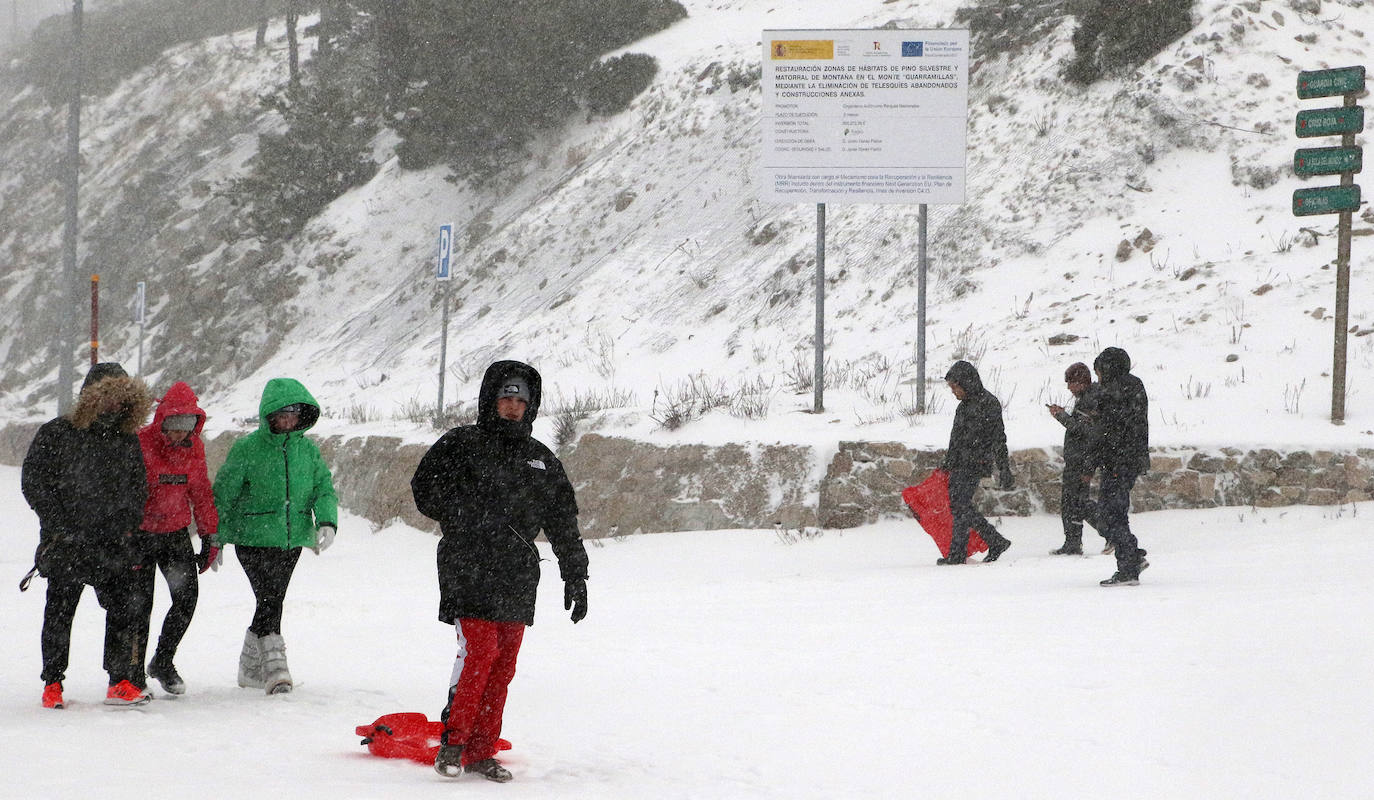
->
[434, 744, 464, 778]
[1099, 571, 1139, 587]
[238, 630, 265, 688]
[465, 758, 514, 783]
[42, 681, 64, 709]
[260, 633, 292, 695]
[148, 658, 186, 695]
[936, 554, 966, 565]
[1051, 533, 1083, 555]
[983, 538, 1012, 562]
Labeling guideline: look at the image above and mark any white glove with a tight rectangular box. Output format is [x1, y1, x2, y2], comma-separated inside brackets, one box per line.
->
[313, 525, 337, 554]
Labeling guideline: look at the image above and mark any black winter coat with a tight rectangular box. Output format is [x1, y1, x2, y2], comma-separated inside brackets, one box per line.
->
[1093, 347, 1150, 474]
[22, 369, 153, 585]
[942, 361, 1010, 478]
[1054, 383, 1103, 477]
[411, 360, 589, 626]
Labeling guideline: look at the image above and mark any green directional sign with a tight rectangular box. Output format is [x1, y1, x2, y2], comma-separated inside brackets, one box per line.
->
[1298, 66, 1366, 99]
[1293, 184, 1361, 216]
[1296, 106, 1365, 137]
[1294, 145, 1363, 176]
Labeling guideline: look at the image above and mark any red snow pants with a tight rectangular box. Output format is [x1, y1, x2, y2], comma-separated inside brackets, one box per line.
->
[440, 618, 525, 765]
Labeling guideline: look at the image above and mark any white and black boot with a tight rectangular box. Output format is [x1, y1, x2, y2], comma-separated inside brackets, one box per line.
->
[260, 633, 293, 695]
[237, 630, 265, 689]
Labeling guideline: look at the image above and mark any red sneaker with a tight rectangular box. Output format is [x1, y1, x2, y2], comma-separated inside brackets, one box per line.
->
[104, 680, 152, 706]
[42, 682, 64, 709]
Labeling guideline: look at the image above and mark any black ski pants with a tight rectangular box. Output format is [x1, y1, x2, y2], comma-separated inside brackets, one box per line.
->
[1060, 469, 1103, 545]
[235, 545, 302, 637]
[133, 529, 200, 669]
[1100, 468, 1147, 576]
[948, 469, 1009, 560]
[41, 572, 147, 687]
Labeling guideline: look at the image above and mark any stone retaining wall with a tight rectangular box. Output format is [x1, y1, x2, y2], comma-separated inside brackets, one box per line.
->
[816, 442, 1374, 528]
[2, 422, 1370, 535]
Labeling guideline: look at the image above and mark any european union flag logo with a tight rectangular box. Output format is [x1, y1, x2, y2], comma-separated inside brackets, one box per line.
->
[902, 41, 923, 57]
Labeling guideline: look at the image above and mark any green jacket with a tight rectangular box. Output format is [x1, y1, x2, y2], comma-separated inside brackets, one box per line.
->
[212, 378, 338, 549]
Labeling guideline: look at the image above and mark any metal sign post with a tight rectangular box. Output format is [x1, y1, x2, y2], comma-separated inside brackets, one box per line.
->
[435, 222, 454, 428]
[1294, 65, 1365, 424]
[134, 280, 145, 375]
[89, 274, 99, 366]
[814, 203, 825, 412]
[917, 203, 928, 413]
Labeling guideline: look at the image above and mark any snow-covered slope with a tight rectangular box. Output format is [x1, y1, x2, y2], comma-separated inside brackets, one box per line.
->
[2, 0, 1373, 454]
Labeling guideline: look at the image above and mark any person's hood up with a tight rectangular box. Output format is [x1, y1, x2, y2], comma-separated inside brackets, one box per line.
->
[1093, 347, 1132, 382]
[70, 365, 152, 434]
[256, 378, 321, 434]
[144, 381, 207, 439]
[477, 360, 542, 438]
[944, 360, 986, 396]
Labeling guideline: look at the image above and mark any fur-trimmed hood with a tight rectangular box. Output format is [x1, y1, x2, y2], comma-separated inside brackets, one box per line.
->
[69, 374, 153, 434]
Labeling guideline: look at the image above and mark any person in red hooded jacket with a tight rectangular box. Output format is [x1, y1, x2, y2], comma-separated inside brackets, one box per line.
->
[134, 381, 219, 695]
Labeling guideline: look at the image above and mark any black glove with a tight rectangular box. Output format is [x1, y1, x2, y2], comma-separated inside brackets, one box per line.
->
[997, 466, 1015, 491]
[197, 535, 220, 574]
[564, 578, 588, 623]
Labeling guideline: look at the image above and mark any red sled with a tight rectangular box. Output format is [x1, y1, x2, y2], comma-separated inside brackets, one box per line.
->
[900, 469, 988, 558]
[356, 713, 510, 764]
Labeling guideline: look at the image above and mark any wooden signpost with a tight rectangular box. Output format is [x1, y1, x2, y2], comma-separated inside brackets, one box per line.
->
[1294, 65, 1365, 424]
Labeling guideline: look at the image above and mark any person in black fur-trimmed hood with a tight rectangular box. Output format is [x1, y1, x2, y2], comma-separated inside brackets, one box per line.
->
[21, 362, 155, 709]
[411, 360, 589, 784]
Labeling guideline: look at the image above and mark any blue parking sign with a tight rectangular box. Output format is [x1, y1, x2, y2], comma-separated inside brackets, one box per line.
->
[437, 223, 453, 281]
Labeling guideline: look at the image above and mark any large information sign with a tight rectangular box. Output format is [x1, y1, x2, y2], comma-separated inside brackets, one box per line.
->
[760, 29, 970, 204]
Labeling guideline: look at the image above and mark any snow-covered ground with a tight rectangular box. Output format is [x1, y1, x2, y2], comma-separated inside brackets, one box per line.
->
[1, 463, 1368, 799]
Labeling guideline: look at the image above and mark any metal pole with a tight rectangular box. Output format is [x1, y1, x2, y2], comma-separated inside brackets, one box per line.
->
[1332, 92, 1356, 424]
[814, 203, 825, 414]
[437, 289, 450, 428]
[138, 319, 144, 375]
[89, 274, 98, 366]
[57, 0, 83, 413]
[917, 203, 928, 413]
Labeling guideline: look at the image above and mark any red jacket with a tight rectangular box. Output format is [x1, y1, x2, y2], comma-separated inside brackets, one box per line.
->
[138, 381, 218, 536]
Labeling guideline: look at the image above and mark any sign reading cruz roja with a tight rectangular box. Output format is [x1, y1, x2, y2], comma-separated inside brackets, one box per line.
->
[759, 28, 970, 205]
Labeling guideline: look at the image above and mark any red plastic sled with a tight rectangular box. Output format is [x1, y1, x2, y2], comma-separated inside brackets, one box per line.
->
[901, 469, 989, 558]
[356, 713, 509, 764]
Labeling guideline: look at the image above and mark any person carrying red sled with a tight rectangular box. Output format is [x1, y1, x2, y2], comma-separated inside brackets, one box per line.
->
[938, 360, 1014, 565]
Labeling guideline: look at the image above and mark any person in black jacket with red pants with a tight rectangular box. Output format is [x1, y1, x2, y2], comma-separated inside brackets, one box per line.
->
[939, 360, 1015, 565]
[21, 362, 154, 708]
[1093, 347, 1151, 586]
[411, 360, 590, 783]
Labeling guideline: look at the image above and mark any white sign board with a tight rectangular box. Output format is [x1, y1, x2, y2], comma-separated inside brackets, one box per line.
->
[760, 29, 970, 204]
[436, 223, 454, 281]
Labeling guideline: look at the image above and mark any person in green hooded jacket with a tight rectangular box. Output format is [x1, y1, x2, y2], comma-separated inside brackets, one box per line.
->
[212, 378, 338, 695]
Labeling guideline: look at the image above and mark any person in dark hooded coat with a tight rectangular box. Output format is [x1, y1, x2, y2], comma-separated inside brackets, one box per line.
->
[1092, 346, 1150, 586]
[939, 360, 1015, 565]
[412, 359, 589, 784]
[21, 362, 155, 708]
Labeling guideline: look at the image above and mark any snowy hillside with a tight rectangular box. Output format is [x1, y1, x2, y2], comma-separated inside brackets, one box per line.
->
[2, 0, 1373, 454]
[1, 463, 1370, 799]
